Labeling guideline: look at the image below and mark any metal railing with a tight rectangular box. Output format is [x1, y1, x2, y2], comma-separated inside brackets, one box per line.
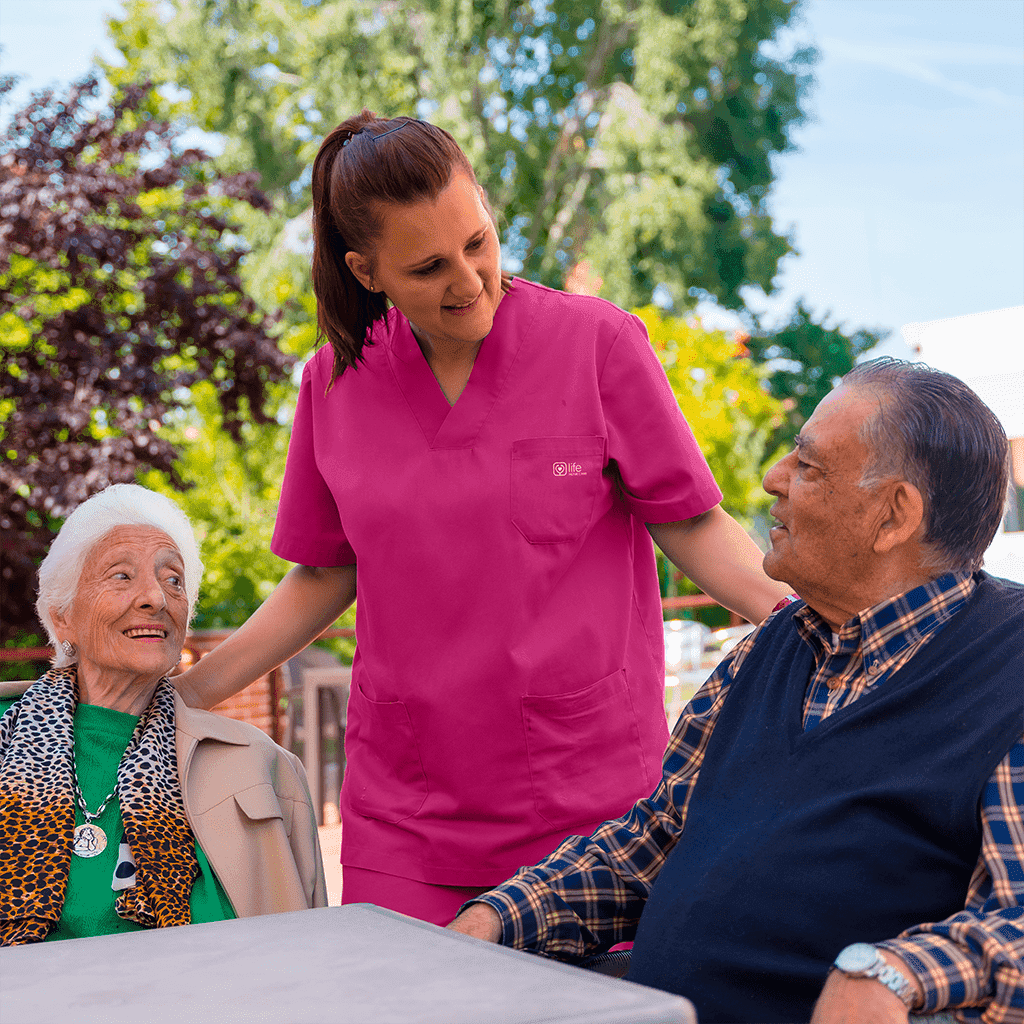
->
[0, 603, 737, 668]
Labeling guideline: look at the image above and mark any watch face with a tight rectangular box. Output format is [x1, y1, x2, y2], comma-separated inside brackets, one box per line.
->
[835, 943, 877, 972]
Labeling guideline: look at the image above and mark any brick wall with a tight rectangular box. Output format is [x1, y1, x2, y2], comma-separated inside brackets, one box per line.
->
[209, 674, 276, 738]
[181, 630, 279, 743]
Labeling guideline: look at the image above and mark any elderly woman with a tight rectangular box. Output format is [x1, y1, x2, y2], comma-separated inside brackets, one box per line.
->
[0, 484, 326, 945]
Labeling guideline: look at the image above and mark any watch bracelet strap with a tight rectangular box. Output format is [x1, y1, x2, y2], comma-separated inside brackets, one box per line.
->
[873, 961, 917, 1008]
[830, 956, 917, 1009]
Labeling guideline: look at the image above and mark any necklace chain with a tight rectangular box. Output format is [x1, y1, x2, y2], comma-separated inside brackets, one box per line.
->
[73, 770, 117, 824]
[70, 714, 140, 825]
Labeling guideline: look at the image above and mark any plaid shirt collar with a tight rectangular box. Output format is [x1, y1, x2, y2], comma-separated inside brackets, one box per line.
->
[793, 571, 977, 672]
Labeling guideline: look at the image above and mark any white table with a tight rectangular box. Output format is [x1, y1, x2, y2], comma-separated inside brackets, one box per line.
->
[0, 903, 696, 1023]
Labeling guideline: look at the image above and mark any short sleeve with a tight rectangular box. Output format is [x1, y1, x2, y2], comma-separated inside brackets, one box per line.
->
[600, 313, 722, 523]
[270, 356, 357, 567]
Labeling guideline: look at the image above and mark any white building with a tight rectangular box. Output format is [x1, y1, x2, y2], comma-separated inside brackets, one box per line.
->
[901, 306, 1024, 583]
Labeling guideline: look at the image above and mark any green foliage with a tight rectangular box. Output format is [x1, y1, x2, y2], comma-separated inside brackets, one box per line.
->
[137, 382, 290, 628]
[638, 305, 786, 523]
[636, 306, 785, 598]
[82, 0, 821, 639]
[0, 631, 49, 683]
[0, 78, 291, 643]
[746, 301, 888, 448]
[138, 381, 355, 657]
[103, 0, 816, 311]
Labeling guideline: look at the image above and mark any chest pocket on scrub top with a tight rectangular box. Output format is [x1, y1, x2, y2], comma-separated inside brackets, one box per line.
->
[511, 437, 605, 544]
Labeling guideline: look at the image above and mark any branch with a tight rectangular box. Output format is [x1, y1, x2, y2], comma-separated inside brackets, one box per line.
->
[523, 15, 633, 265]
[538, 167, 592, 279]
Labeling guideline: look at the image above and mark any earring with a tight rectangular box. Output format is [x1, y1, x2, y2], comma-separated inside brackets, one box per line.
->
[60, 640, 77, 659]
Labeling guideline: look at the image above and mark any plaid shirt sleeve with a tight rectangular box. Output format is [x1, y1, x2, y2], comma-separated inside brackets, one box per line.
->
[878, 739, 1024, 1024]
[472, 627, 763, 960]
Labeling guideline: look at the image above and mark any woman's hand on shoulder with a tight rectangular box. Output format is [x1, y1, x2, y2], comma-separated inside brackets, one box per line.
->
[173, 563, 357, 710]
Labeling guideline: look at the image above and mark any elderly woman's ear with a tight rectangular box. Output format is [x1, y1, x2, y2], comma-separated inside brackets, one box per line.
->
[50, 604, 84, 663]
[50, 627, 80, 664]
[50, 606, 73, 645]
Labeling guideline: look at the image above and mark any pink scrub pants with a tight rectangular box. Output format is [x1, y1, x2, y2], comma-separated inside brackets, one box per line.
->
[341, 865, 495, 926]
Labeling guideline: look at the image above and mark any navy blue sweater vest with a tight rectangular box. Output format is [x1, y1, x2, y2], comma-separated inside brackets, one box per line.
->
[627, 574, 1023, 1023]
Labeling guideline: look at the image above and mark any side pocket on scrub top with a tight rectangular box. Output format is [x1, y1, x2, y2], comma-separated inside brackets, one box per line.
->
[521, 669, 647, 830]
[511, 436, 605, 544]
[345, 681, 429, 824]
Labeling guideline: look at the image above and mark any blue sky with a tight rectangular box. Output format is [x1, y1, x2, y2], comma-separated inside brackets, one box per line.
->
[2, 0, 1022, 358]
[752, 0, 1024, 357]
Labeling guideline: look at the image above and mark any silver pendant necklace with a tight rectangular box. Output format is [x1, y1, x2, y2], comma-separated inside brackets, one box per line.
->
[72, 774, 117, 858]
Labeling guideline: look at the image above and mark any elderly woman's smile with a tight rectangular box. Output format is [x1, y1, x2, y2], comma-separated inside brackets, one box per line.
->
[51, 525, 189, 714]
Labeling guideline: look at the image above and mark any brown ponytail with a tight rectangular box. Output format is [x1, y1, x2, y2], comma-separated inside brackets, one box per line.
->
[309, 110, 479, 382]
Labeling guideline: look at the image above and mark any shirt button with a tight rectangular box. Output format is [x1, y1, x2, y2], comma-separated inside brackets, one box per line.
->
[827, 678, 840, 689]
[867, 662, 881, 674]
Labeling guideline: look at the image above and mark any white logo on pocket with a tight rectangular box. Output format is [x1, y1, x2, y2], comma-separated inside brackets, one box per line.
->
[552, 461, 586, 477]
[553, 462, 568, 476]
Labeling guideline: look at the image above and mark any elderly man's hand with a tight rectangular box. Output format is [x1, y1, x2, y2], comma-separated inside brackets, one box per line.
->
[811, 948, 923, 1024]
[446, 903, 502, 943]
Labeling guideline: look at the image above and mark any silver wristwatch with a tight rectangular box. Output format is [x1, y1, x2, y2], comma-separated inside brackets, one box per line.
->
[832, 943, 916, 1008]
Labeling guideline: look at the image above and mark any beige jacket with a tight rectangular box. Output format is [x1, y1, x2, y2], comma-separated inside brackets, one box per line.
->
[0, 679, 328, 917]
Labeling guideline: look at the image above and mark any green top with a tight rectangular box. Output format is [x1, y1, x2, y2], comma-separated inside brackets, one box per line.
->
[0, 695, 236, 940]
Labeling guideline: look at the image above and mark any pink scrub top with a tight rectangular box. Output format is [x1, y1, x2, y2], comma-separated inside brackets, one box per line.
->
[271, 280, 722, 886]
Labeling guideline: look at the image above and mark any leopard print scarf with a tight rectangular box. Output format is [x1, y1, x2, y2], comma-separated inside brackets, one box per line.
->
[0, 667, 198, 945]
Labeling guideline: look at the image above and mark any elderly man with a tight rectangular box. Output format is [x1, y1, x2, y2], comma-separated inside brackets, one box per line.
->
[450, 358, 1023, 1024]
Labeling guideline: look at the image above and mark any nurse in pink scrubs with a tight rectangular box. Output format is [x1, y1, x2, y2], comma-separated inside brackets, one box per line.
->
[176, 112, 791, 925]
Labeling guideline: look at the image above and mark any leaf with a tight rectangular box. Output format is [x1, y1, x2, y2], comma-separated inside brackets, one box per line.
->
[0, 78, 292, 643]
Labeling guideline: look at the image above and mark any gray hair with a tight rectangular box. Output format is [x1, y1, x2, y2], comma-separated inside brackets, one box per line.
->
[843, 358, 1009, 574]
[36, 484, 203, 667]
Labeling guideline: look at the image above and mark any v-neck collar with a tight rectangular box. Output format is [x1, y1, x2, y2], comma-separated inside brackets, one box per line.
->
[383, 284, 534, 449]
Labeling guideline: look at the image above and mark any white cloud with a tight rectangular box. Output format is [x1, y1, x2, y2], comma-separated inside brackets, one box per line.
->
[822, 36, 1023, 110]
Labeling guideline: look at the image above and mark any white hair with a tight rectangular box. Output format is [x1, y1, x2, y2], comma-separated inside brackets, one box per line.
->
[36, 484, 203, 667]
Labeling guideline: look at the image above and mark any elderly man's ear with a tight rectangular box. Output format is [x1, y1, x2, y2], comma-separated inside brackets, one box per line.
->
[872, 480, 926, 556]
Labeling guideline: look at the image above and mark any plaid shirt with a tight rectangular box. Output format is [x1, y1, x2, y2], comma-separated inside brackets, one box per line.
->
[476, 573, 1024, 1023]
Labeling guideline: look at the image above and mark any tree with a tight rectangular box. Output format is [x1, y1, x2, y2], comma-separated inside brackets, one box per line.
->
[133, 382, 292, 629]
[638, 305, 785, 523]
[634, 305, 785, 609]
[136, 380, 358, 662]
[104, 0, 816, 311]
[0, 77, 293, 644]
[746, 301, 887, 449]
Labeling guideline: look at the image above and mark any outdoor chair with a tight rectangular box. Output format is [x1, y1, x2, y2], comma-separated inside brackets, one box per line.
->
[579, 949, 632, 978]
